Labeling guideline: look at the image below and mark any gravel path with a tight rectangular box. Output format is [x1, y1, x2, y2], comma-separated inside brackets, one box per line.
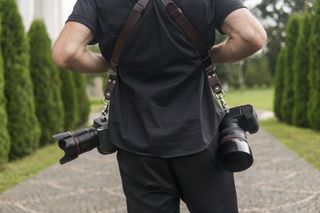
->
[0, 111, 319, 213]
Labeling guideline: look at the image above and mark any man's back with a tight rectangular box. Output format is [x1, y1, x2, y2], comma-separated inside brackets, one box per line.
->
[67, 0, 245, 157]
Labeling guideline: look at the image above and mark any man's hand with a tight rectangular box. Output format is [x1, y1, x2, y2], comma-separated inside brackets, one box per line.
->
[52, 22, 109, 74]
[211, 8, 267, 64]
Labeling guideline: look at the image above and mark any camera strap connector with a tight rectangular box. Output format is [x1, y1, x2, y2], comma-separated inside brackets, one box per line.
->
[101, 101, 110, 121]
[215, 90, 228, 113]
[104, 69, 117, 101]
[102, 68, 117, 121]
[207, 70, 228, 112]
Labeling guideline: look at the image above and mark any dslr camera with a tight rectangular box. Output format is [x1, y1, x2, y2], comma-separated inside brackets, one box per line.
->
[53, 117, 117, 164]
[218, 104, 259, 172]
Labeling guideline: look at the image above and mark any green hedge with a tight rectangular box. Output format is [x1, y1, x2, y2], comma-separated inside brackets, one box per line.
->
[0, 16, 10, 166]
[73, 73, 90, 127]
[292, 14, 311, 127]
[308, 0, 320, 130]
[274, 3, 320, 132]
[59, 70, 79, 130]
[28, 19, 60, 146]
[0, 0, 40, 159]
[274, 48, 286, 121]
[280, 13, 302, 124]
[50, 66, 64, 135]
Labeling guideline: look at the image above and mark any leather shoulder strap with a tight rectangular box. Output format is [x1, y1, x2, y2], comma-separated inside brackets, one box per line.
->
[106, 0, 223, 102]
[110, 0, 211, 69]
[105, 0, 149, 100]
[110, 0, 150, 70]
[160, 0, 212, 67]
[160, 0, 223, 94]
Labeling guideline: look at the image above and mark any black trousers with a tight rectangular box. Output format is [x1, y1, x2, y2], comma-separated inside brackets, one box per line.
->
[116, 142, 238, 213]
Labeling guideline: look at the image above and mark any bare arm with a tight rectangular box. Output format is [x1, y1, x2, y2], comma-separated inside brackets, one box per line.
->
[52, 22, 109, 74]
[211, 8, 267, 64]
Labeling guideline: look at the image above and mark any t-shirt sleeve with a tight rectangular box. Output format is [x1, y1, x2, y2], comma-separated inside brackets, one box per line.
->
[66, 0, 98, 45]
[215, 0, 247, 34]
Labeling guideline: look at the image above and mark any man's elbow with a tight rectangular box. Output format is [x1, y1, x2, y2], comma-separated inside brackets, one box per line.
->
[52, 45, 77, 70]
[247, 28, 267, 52]
[254, 30, 267, 50]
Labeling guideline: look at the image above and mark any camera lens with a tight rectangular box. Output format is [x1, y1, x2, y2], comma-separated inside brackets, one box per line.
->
[218, 118, 253, 172]
[53, 127, 99, 164]
[218, 137, 253, 172]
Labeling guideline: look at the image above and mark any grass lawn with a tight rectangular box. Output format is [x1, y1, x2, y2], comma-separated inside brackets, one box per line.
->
[0, 144, 63, 192]
[261, 118, 320, 170]
[225, 87, 274, 111]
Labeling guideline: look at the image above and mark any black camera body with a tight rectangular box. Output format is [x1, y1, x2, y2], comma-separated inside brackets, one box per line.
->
[53, 117, 117, 164]
[218, 104, 259, 172]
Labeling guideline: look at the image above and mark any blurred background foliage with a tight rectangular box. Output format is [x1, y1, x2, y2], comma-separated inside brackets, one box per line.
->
[274, 0, 320, 130]
[0, 0, 90, 166]
[0, 0, 40, 160]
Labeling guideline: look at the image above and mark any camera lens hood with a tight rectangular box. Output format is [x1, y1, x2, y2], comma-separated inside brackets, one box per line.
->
[218, 139, 253, 172]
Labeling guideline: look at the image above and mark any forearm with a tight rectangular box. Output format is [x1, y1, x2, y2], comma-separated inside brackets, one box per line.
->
[211, 8, 267, 64]
[210, 36, 261, 64]
[63, 49, 109, 74]
[53, 22, 110, 74]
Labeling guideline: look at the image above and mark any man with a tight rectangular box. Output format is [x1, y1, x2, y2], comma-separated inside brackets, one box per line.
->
[53, 0, 266, 212]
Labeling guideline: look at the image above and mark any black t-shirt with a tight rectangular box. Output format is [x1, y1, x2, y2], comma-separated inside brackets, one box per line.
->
[67, 0, 246, 158]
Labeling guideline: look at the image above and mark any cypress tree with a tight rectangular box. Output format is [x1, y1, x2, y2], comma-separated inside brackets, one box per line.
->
[0, 16, 10, 165]
[73, 73, 90, 127]
[274, 48, 286, 121]
[50, 66, 65, 136]
[280, 13, 302, 124]
[0, 0, 40, 159]
[28, 19, 62, 145]
[308, 0, 320, 130]
[292, 14, 311, 127]
[59, 70, 79, 130]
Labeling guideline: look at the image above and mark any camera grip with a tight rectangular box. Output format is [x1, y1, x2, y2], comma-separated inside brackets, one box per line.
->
[96, 127, 117, 155]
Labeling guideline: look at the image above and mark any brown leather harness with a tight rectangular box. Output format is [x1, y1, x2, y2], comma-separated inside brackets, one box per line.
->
[104, 0, 226, 111]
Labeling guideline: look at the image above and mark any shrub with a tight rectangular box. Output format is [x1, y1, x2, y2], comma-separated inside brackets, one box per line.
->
[50, 66, 64, 135]
[0, 0, 40, 159]
[308, 0, 320, 130]
[292, 14, 311, 127]
[59, 69, 79, 130]
[274, 48, 286, 121]
[280, 13, 302, 124]
[28, 19, 61, 145]
[73, 73, 90, 127]
[0, 16, 10, 166]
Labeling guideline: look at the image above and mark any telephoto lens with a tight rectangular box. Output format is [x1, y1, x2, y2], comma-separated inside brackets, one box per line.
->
[53, 117, 116, 165]
[53, 127, 99, 164]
